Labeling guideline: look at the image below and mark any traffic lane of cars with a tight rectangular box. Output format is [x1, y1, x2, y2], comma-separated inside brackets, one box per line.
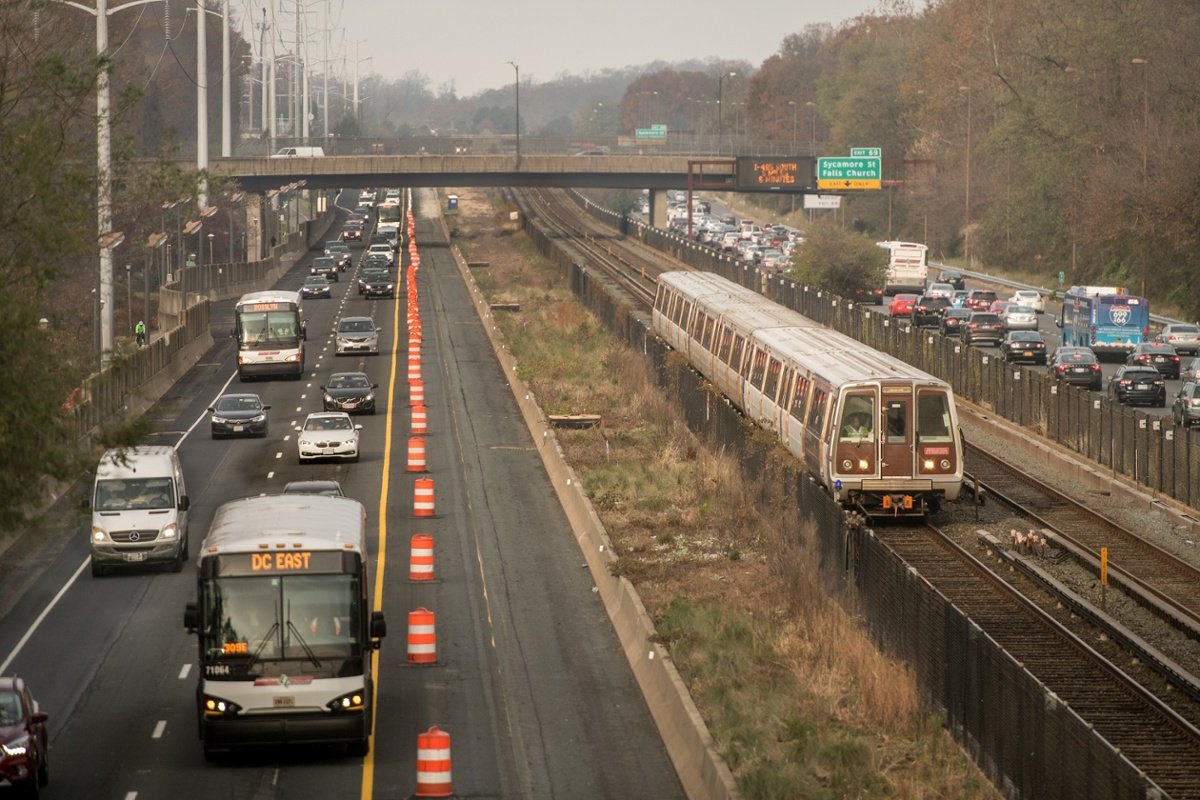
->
[0, 243, 395, 797]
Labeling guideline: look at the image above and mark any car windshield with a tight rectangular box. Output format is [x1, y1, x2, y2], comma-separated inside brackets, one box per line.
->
[1009, 306, 1035, 315]
[1170, 325, 1199, 333]
[1009, 332, 1041, 341]
[1060, 351, 1095, 363]
[1124, 369, 1159, 379]
[0, 690, 20, 725]
[314, 258, 333, 267]
[304, 277, 327, 285]
[328, 374, 370, 389]
[972, 314, 1000, 323]
[216, 395, 262, 412]
[338, 319, 375, 333]
[95, 477, 175, 511]
[304, 416, 353, 431]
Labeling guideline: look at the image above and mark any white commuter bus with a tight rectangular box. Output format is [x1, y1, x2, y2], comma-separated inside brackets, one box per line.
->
[183, 494, 387, 758]
[234, 290, 306, 380]
[376, 201, 401, 241]
[876, 241, 929, 297]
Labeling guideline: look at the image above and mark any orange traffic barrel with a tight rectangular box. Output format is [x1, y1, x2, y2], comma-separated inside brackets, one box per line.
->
[414, 726, 452, 797]
[408, 379, 424, 407]
[413, 477, 436, 517]
[411, 404, 428, 435]
[407, 355, 421, 384]
[407, 436, 427, 472]
[406, 607, 437, 664]
[408, 340, 421, 358]
[409, 533, 435, 581]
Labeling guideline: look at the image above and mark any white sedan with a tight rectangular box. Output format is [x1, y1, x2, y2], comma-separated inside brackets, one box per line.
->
[1008, 289, 1045, 313]
[296, 412, 362, 463]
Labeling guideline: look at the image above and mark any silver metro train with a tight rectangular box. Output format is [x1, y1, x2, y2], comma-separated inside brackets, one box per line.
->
[653, 271, 963, 517]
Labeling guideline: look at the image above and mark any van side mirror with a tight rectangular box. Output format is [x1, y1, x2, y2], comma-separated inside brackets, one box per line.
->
[184, 601, 198, 632]
[179, 495, 190, 512]
[82, 497, 91, 510]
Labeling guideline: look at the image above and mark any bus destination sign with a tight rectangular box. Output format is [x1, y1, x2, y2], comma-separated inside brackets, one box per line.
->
[216, 550, 347, 576]
[735, 156, 814, 193]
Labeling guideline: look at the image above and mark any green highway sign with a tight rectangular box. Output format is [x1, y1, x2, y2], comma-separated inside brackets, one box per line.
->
[636, 127, 667, 140]
[816, 156, 881, 190]
[850, 147, 881, 157]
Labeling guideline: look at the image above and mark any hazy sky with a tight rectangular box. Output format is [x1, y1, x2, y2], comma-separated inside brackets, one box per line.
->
[290, 1, 880, 97]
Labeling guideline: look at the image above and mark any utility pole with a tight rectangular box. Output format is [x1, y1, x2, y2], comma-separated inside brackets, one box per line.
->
[258, 7, 269, 134]
[221, 0, 230, 156]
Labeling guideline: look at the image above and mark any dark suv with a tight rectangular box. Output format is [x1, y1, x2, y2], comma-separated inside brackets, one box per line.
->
[309, 256, 339, 282]
[1108, 365, 1166, 407]
[1051, 346, 1103, 390]
[1126, 342, 1181, 380]
[963, 312, 1004, 346]
[965, 289, 998, 311]
[0, 676, 49, 794]
[911, 295, 951, 327]
[936, 270, 966, 290]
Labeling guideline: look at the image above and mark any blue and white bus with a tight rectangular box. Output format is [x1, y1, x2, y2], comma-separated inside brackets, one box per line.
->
[1057, 285, 1149, 358]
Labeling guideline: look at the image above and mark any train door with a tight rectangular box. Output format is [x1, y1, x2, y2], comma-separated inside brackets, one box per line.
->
[880, 386, 914, 478]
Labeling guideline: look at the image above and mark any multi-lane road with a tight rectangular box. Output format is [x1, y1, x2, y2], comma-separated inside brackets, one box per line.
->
[0, 191, 683, 799]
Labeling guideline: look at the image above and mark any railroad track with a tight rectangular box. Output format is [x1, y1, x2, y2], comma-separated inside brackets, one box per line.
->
[886, 523, 1200, 799]
[966, 443, 1200, 639]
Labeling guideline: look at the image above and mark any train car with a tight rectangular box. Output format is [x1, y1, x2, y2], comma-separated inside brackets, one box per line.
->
[653, 271, 963, 517]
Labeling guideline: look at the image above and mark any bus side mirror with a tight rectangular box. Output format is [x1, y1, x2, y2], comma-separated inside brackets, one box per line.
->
[370, 610, 387, 643]
[184, 601, 198, 633]
[230, 326, 237, 339]
[301, 320, 308, 341]
[179, 495, 191, 512]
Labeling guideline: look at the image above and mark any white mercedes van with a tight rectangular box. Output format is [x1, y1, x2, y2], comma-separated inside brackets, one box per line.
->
[270, 146, 325, 158]
[90, 446, 190, 576]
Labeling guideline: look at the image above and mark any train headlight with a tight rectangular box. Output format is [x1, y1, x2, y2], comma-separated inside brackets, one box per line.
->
[858, 459, 869, 470]
[940, 459, 951, 470]
[923, 459, 935, 471]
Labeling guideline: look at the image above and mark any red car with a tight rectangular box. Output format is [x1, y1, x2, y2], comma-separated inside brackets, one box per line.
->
[0, 676, 49, 794]
[888, 293, 919, 317]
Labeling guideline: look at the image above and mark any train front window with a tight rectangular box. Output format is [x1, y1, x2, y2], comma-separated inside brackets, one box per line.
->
[885, 401, 907, 444]
[917, 393, 953, 442]
[839, 395, 875, 442]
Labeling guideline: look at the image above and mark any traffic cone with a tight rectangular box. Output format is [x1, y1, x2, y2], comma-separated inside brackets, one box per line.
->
[413, 477, 435, 517]
[414, 726, 452, 797]
[407, 436, 427, 472]
[406, 607, 437, 665]
[409, 533, 435, 581]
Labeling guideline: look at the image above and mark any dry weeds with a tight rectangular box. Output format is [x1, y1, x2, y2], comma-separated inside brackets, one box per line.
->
[446, 188, 999, 800]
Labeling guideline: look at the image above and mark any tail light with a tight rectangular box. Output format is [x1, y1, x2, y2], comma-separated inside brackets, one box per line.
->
[1091, 364, 1102, 373]
[1171, 356, 1180, 362]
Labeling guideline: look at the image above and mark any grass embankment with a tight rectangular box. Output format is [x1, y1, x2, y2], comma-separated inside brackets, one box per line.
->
[446, 190, 997, 800]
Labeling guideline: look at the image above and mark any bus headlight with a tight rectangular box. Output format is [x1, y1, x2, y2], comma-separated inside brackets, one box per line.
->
[327, 690, 366, 712]
[203, 695, 242, 717]
[160, 522, 178, 540]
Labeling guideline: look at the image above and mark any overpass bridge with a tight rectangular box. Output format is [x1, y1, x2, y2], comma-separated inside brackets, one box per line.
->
[206, 153, 816, 228]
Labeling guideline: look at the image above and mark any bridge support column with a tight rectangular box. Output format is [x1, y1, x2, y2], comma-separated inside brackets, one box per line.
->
[648, 189, 669, 230]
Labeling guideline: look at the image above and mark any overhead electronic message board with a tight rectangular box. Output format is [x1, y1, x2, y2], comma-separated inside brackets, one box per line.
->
[734, 156, 815, 193]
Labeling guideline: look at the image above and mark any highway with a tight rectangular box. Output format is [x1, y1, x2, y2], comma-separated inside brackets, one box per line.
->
[0, 192, 683, 799]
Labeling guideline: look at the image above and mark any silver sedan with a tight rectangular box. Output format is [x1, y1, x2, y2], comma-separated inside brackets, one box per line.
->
[1001, 305, 1039, 331]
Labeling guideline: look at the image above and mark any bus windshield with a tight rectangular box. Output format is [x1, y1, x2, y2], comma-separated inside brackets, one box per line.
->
[238, 310, 300, 348]
[200, 574, 363, 678]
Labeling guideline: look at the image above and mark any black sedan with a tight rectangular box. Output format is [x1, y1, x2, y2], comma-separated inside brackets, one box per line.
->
[1001, 331, 1048, 364]
[941, 307, 971, 336]
[361, 270, 395, 299]
[936, 269, 966, 290]
[1126, 342, 1181, 380]
[322, 372, 379, 415]
[300, 275, 332, 299]
[1108, 365, 1166, 407]
[208, 393, 270, 438]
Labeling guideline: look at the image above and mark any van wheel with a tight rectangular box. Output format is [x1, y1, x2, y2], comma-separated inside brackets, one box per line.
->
[91, 560, 106, 578]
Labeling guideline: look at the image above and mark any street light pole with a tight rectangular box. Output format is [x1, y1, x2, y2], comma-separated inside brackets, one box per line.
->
[506, 61, 520, 166]
[716, 71, 736, 155]
[788, 100, 798, 152]
[1131, 58, 1149, 184]
[805, 101, 816, 157]
[959, 85, 972, 266]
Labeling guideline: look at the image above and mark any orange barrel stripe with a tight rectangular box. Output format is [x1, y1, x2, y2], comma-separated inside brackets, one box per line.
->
[414, 726, 452, 797]
[406, 607, 437, 664]
[413, 477, 436, 517]
[407, 436, 427, 472]
[411, 404, 428, 436]
[409, 533, 434, 581]
[409, 379, 425, 408]
[407, 358, 421, 384]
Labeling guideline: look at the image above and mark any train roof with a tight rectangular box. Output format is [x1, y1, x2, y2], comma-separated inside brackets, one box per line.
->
[201, 494, 368, 556]
[658, 270, 947, 387]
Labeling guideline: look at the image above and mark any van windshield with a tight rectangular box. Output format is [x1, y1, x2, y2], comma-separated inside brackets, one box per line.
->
[95, 478, 175, 511]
